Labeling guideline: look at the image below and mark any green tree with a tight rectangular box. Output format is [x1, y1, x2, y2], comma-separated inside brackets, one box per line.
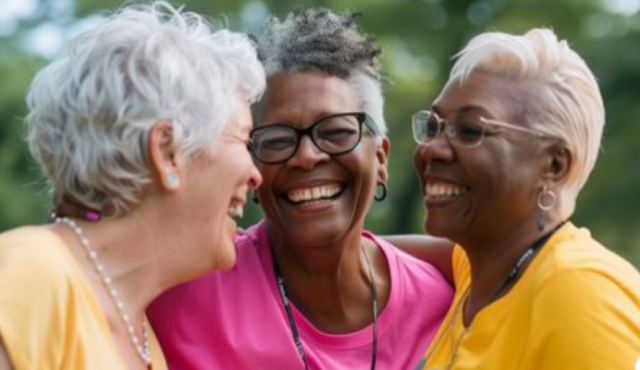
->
[1, 0, 638, 266]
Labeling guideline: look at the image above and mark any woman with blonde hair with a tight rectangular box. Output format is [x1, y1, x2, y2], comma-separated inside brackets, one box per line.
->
[413, 28, 640, 369]
[0, 2, 264, 369]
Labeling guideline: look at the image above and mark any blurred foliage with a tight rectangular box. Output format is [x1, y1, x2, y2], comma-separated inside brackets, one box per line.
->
[0, 0, 638, 267]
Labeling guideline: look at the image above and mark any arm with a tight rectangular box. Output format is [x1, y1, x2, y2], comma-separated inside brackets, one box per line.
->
[384, 235, 454, 285]
[0, 338, 13, 370]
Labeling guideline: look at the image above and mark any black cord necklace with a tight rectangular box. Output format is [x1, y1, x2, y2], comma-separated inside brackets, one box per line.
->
[494, 222, 565, 297]
[272, 246, 378, 370]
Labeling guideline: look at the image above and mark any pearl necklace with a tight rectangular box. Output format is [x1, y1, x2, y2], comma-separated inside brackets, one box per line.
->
[56, 217, 151, 365]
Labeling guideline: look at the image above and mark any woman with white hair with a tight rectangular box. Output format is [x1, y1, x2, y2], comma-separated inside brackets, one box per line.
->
[413, 28, 640, 369]
[0, 2, 264, 369]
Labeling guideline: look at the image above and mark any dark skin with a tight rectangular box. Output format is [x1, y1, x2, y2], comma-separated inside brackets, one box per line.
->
[254, 71, 392, 333]
[385, 235, 454, 285]
[51, 71, 455, 334]
[413, 72, 571, 325]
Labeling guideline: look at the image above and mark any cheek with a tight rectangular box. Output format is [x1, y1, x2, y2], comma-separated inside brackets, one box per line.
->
[348, 152, 379, 198]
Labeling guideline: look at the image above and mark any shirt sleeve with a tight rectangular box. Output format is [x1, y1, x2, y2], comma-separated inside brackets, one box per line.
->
[528, 268, 640, 370]
[0, 239, 71, 369]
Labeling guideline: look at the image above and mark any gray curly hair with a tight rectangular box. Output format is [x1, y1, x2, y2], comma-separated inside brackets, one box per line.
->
[254, 7, 387, 137]
[26, 1, 265, 216]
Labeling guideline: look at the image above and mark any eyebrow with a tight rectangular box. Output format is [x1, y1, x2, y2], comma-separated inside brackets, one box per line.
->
[263, 111, 356, 127]
[431, 104, 491, 117]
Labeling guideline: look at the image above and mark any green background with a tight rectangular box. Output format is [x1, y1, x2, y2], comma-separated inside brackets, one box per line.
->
[1, 0, 638, 267]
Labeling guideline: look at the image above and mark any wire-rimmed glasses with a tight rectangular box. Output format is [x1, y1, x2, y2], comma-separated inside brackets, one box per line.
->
[412, 110, 551, 148]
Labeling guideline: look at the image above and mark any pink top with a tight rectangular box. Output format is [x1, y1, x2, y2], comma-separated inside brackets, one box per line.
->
[148, 221, 453, 369]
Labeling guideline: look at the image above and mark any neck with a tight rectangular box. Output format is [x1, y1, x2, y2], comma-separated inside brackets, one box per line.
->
[52, 214, 162, 368]
[268, 224, 389, 333]
[462, 217, 561, 325]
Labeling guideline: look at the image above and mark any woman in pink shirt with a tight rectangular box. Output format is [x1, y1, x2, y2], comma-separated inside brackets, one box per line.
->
[148, 8, 453, 369]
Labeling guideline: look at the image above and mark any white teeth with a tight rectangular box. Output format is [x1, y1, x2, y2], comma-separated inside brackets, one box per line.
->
[425, 183, 466, 198]
[228, 204, 244, 219]
[287, 184, 342, 203]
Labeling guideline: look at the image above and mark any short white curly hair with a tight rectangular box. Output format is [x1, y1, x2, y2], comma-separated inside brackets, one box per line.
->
[26, 1, 265, 216]
[448, 28, 604, 220]
[255, 8, 387, 138]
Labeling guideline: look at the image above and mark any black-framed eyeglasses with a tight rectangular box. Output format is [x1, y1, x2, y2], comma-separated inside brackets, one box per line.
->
[412, 110, 552, 148]
[248, 112, 378, 164]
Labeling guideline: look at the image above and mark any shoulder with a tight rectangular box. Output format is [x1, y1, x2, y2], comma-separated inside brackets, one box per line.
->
[0, 227, 84, 369]
[536, 223, 640, 295]
[526, 224, 640, 366]
[366, 231, 453, 296]
[0, 226, 76, 290]
[528, 267, 640, 368]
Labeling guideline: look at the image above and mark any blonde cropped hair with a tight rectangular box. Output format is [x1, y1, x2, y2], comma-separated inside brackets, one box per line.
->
[448, 28, 604, 219]
[26, 1, 265, 216]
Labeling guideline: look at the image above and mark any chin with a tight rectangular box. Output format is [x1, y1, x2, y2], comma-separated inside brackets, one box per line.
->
[425, 218, 452, 238]
[213, 239, 237, 271]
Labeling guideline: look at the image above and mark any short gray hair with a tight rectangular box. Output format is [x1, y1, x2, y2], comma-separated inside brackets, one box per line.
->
[448, 28, 604, 219]
[254, 7, 387, 137]
[26, 1, 265, 215]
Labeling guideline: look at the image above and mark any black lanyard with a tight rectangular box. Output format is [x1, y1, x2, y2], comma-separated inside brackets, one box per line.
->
[271, 248, 378, 370]
[422, 222, 566, 367]
[496, 221, 566, 297]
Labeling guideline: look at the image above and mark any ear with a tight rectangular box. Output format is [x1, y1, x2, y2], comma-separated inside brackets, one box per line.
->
[542, 143, 572, 187]
[148, 121, 182, 191]
[375, 136, 391, 183]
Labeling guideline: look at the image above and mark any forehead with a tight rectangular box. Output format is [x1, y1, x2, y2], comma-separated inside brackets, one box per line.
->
[434, 71, 533, 120]
[256, 72, 358, 126]
[224, 95, 252, 134]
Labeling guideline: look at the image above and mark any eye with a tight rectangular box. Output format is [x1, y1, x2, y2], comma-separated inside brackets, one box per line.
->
[252, 128, 296, 151]
[259, 136, 296, 150]
[454, 122, 484, 143]
[315, 115, 359, 143]
[317, 127, 358, 140]
[425, 117, 440, 138]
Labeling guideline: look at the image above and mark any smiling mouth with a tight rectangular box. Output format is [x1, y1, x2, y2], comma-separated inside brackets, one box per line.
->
[227, 202, 245, 219]
[425, 182, 468, 200]
[285, 183, 345, 205]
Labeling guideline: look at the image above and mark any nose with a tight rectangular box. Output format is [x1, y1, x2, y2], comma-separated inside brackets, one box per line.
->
[247, 161, 263, 189]
[413, 136, 455, 175]
[287, 135, 330, 170]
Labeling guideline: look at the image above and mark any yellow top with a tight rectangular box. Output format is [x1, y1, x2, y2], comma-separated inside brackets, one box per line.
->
[420, 222, 640, 370]
[0, 226, 167, 370]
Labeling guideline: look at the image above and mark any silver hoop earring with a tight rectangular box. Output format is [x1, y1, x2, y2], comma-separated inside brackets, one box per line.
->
[537, 186, 556, 211]
[537, 186, 556, 231]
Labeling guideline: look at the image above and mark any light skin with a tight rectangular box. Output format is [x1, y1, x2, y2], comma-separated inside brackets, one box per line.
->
[413, 71, 570, 325]
[0, 97, 261, 369]
[254, 71, 391, 333]
[0, 338, 11, 370]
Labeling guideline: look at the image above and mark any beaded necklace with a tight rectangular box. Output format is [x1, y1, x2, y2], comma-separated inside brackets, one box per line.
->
[56, 217, 151, 365]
